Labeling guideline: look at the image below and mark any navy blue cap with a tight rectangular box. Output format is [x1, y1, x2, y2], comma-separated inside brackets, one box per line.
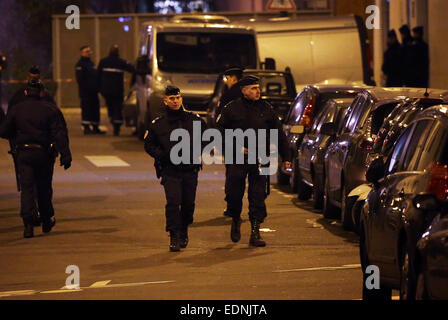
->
[28, 66, 40, 75]
[238, 75, 260, 88]
[165, 85, 180, 96]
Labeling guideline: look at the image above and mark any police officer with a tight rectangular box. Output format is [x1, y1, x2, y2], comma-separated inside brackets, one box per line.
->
[216, 75, 291, 247]
[75, 45, 105, 135]
[144, 86, 206, 252]
[399, 25, 414, 87]
[0, 79, 72, 238]
[8, 66, 55, 110]
[411, 26, 429, 88]
[217, 67, 243, 117]
[219, 68, 243, 218]
[98, 45, 135, 136]
[382, 30, 402, 87]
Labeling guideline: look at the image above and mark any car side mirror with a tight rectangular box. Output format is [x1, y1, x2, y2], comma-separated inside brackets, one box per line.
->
[136, 55, 152, 75]
[262, 57, 276, 70]
[413, 193, 440, 212]
[290, 125, 304, 134]
[320, 122, 336, 136]
[366, 157, 385, 185]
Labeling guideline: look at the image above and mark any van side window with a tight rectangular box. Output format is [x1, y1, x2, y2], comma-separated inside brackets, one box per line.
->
[386, 124, 414, 175]
[416, 121, 448, 171]
[400, 120, 432, 171]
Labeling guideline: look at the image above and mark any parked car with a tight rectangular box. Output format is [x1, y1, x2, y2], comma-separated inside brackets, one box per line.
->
[349, 97, 448, 233]
[359, 104, 448, 300]
[296, 98, 353, 206]
[323, 88, 446, 229]
[206, 68, 297, 127]
[414, 196, 448, 300]
[278, 85, 364, 189]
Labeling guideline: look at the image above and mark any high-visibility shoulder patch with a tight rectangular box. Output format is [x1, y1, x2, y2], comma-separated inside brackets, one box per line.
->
[216, 114, 222, 123]
[144, 130, 149, 140]
[152, 117, 161, 124]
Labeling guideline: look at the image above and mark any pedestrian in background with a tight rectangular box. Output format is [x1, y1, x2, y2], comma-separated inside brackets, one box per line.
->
[98, 45, 135, 136]
[75, 45, 105, 135]
[382, 30, 402, 87]
[216, 75, 291, 247]
[399, 25, 415, 87]
[0, 79, 72, 238]
[411, 26, 429, 88]
[144, 86, 206, 252]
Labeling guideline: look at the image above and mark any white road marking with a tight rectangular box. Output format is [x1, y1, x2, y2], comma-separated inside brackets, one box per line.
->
[274, 264, 361, 273]
[85, 155, 130, 167]
[41, 289, 83, 294]
[0, 290, 37, 298]
[260, 228, 276, 232]
[92, 280, 175, 289]
[89, 280, 112, 288]
[306, 218, 324, 229]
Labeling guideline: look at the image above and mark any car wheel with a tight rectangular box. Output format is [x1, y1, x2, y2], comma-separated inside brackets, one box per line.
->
[312, 175, 323, 210]
[323, 176, 338, 219]
[289, 159, 299, 192]
[296, 164, 312, 201]
[341, 185, 354, 231]
[360, 229, 392, 300]
[351, 200, 364, 235]
[400, 245, 416, 300]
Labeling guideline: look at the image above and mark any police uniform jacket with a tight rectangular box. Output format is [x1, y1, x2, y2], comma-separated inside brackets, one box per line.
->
[144, 107, 207, 172]
[75, 57, 99, 96]
[217, 83, 243, 116]
[216, 97, 291, 163]
[98, 54, 135, 97]
[0, 97, 72, 163]
[8, 84, 55, 112]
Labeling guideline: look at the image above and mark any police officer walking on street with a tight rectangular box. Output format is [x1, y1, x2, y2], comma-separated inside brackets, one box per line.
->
[144, 86, 206, 252]
[216, 76, 291, 247]
[98, 45, 135, 136]
[0, 79, 72, 238]
[75, 45, 105, 135]
[217, 67, 243, 118]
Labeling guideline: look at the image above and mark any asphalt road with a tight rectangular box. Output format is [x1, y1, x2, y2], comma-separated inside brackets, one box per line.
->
[0, 108, 364, 300]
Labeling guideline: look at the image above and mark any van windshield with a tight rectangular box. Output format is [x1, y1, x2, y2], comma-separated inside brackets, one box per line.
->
[157, 32, 257, 74]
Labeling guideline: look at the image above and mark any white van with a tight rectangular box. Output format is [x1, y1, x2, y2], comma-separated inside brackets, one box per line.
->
[239, 15, 374, 90]
[133, 15, 260, 135]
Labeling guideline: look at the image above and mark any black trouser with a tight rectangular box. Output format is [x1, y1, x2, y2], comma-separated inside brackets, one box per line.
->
[104, 94, 124, 125]
[226, 164, 268, 223]
[17, 148, 55, 225]
[161, 167, 199, 232]
[80, 91, 100, 125]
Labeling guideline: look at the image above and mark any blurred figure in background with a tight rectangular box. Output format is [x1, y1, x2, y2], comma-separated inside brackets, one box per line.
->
[399, 25, 415, 87]
[382, 30, 402, 87]
[411, 26, 429, 88]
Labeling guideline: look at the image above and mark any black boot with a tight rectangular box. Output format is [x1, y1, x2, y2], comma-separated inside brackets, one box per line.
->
[249, 220, 266, 247]
[230, 217, 242, 243]
[113, 124, 121, 136]
[223, 209, 231, 217]
[42, 216, 56, 233]
[83, 124, 93, 135]
[179, 226, 189, 248]
[24, 224, 34, 238]
[169, 231, 180, 252]
[92, 125, 106, 135]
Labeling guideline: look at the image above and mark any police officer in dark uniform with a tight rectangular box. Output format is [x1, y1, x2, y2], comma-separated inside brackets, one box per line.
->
[0, 79, 72, 238]
[218, 68, 243, 218]
[399, 25, 414, 87]
[382, 30, 403, 87]
[75, 45, 105, 135]
[216, 76, 291, 247]
[98, 45, 135, 136]
[411, 26, 429, 88]
[8, 66, 55, 110]
[144, 86, 206, 252]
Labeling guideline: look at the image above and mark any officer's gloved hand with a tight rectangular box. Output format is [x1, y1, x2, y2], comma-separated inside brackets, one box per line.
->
[60, 156, 72, 170]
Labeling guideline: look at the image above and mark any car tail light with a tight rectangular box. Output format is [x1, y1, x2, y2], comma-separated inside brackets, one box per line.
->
[299, 96, 315, 129]
[427, 163, 448, 201]
[360, 138, 374, 151]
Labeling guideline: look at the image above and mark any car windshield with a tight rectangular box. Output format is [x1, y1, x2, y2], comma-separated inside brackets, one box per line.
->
[157, 33, 257, 74]
[244, 73, 292, 97]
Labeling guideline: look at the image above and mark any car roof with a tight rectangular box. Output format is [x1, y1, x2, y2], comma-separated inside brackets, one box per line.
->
[413, 104, 448, 124]
[363, 87, 448, 102]
[307, 84, 369, 93]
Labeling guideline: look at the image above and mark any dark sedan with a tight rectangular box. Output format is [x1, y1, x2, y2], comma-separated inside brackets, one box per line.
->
[206, 69, 297, 127]
[359, 104, 448, 300]
[279, 85, 364, 190]
[415, 198, 448, 300]
[296, 98, 353, 207]
[323, 88, 446, 230]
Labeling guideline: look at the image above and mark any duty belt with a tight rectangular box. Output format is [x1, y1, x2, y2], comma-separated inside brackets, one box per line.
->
[17, 144, 45, 150]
